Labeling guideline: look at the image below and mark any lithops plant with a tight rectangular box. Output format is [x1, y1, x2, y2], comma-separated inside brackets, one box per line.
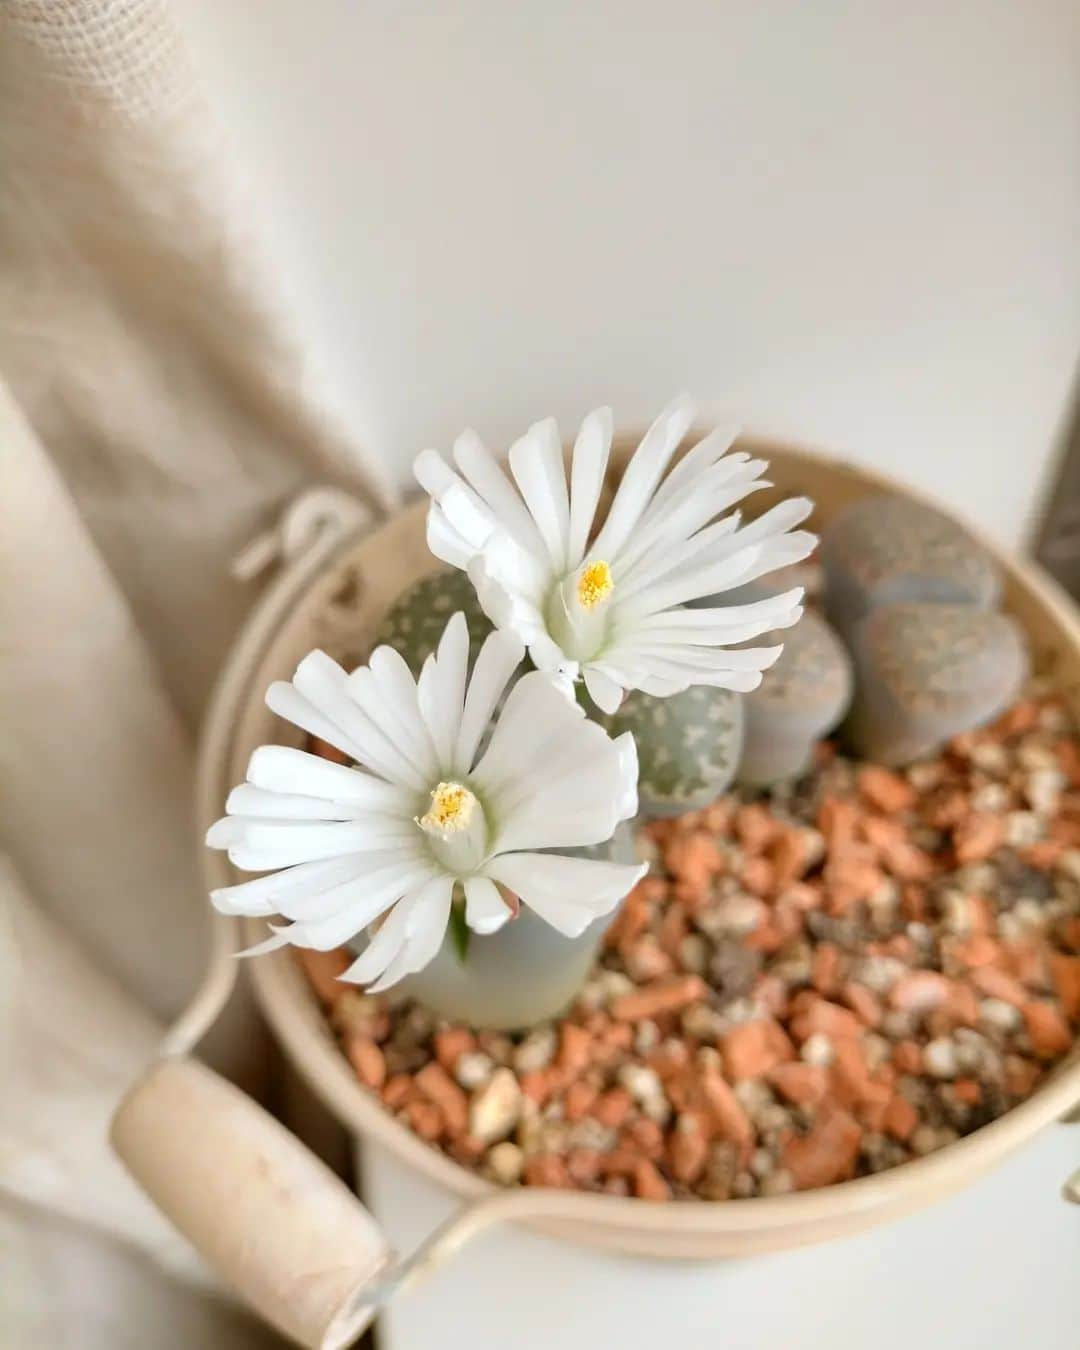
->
[374, 568, 495, 676]
[821, 495, 1000, 639]
[846, 601, 1028, 765]
[736, 605, 853, 788]
[606, 686, 745, 818]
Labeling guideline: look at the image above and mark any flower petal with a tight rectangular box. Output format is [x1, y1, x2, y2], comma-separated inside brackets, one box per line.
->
[508, 419, 571, 569]
[365, 875, 455, 991]
[583, 665, 623, 715]
[288, 650, 429, 789]
[566, 405, 612, 568]
[416, 611, 470, 772]
[210, 855, 369, 917]
[245, 745, 414, 812]
[482, 853, 645, 938]
[464, 876, 513, 935]
[453, 628, 525, 772]
[588, 395, 695, 562]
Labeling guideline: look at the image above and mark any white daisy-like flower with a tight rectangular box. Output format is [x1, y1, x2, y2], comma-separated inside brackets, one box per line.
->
[414, 396, 816, 714]
[206, 614, 644, 991]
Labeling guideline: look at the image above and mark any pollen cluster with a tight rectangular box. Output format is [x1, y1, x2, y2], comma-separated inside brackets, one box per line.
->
[577, 560, 614, 611]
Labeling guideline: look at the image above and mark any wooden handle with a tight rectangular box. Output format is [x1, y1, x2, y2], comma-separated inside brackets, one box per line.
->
[111, 1056, 393, 1349]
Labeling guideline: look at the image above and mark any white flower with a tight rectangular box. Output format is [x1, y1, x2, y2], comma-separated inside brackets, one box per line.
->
[206, 614, 644, 991]
[414, 396, 815, 714]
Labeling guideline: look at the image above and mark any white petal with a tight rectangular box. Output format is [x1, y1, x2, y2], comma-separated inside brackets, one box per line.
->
[414, 451, 495, 550]
[453, 629, 525, 772]
[483, 853, 645, 938]
[236, 927, 294, 958]
[416, 611, 470, 771]
[589, 395, 695, 561]
[341, 893, 416, 985]
[645, 420, 740, 516]
[612, 731, 639, 821]
[471, 670, 585, 802]
[212, 816, 422, 870]
[245, 745, 413, 812]
[566, 406, 612, 567]
[264, 681, 365, 764]
[483, 707, 636, 854]
[464, 876, 513, 935]
[508, 419, 571, 569]
[452, 428, 548, 559]
[583, 665, 623, 715]
[366, 876, 455, 991]
[290, 651, 428, 789]
[210, 855, 368, 917]
[426, 504, 476, 569]
[225, 784, 358, 821]
[277, 856, 438, 925]
[354, 646, 439, 781]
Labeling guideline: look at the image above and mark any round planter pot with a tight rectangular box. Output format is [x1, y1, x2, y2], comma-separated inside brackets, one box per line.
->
[199, 434, 1080, 1261]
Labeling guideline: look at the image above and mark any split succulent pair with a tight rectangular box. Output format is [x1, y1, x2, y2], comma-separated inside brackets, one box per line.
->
[208, 398, 815, 989]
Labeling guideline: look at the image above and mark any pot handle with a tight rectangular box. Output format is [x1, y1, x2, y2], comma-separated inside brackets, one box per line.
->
[111, 1055, 394, 1350]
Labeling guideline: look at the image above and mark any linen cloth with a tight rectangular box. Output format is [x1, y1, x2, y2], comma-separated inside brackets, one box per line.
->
[0, 2, 388, 1344]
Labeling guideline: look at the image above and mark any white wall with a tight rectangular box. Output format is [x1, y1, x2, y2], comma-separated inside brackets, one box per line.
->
[174, 0, 1079, 547]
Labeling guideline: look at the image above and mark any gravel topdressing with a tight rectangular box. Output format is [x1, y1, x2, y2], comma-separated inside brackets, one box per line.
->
[299, 683, 1080, 1202]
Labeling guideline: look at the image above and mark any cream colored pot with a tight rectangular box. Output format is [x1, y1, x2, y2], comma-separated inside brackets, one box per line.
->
[113, 443, 1080, 1349]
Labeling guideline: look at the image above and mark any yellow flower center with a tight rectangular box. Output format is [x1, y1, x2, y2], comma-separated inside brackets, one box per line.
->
[576, 560, 614, 611]
[418, 781, 477, 836]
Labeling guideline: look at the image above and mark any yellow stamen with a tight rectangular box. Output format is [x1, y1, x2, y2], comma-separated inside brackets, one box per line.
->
[418, 781, 476, 836]
[576, 560, 614, 611]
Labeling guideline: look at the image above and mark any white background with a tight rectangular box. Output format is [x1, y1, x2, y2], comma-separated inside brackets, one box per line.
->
[174, 0, 1080, 548]
[171, 4, 1080, 1346]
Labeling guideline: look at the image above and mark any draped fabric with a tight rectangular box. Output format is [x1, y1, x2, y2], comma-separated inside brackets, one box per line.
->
[0, 3, 387, 1343]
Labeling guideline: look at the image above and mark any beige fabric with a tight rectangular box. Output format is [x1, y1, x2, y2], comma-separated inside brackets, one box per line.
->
[0, 2, 388, 1344]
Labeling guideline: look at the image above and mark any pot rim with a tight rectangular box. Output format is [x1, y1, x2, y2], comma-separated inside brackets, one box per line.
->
[200, 431, 1080, 1244]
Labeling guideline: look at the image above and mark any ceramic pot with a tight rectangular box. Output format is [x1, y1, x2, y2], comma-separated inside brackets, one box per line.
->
[196, 437, 1080, 1263]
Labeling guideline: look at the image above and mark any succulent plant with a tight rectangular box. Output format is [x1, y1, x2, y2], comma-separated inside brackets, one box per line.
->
[845, 601, 1028, 765]
[605, 685, 744, 819]
[821, 494, 1000, 639]
[374, 568, 495, 676]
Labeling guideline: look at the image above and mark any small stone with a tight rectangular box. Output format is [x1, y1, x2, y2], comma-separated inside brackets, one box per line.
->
[800, 1032, 836, 1067]
[469, 1067, 523, 1144]
[923, 1038, 959, 1079]
[513, 1025, 557, 1075]
[486, 1141, 525, 1185]
[346, 1036, 387, 1090]
[454, 1051, 496, 1090]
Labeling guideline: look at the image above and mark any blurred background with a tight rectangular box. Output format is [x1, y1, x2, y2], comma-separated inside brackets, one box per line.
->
[176, 0, 1079, 547]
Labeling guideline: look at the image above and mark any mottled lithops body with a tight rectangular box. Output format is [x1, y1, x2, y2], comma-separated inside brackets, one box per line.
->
[374, 568, 494, 675]
[607, 685, 744, 818]
[737, 607, 853, 787]
[846, 602, 1028, 765]
[821, 495, 1000, 638]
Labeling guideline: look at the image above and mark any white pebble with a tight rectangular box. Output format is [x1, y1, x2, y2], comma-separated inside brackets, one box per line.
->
[1024, 768, 1065, 816]
[486, 1141, 524, 1185]
[801, 1032, 835, 1067]
[513, 1026, 557, 1074]
[980, 998, 1021, 1033]
[924, 1038, 959, 1079]
[470, 1067, 523, 1144]
[1005, 811, 1042, 848]
[455, 1051, 495, 1090]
